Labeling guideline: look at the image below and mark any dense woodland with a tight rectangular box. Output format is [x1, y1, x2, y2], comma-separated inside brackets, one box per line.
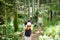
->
[0, 0, 60, 40]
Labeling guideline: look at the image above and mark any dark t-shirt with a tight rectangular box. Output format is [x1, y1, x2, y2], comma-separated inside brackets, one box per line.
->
[25, 29, 31, 37]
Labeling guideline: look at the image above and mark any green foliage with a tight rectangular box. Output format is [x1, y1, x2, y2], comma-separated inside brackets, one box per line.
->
[39, 24, 60, 40]
[43, 18, 60, 37]
[49, 0, 60, 11]
[33, 24, 39, 33]
[45, 18, 59, 27]
[18, 14, 27, 18]
[44, 24, 60, 37]
[6, 25, 14, 34]
[0, 25, 3, 34]
[33, 10, 39, 22]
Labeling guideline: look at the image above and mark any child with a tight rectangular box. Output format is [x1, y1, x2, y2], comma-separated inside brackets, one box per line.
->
[38, 14, 43, 27]
[24, 22, 33, 40]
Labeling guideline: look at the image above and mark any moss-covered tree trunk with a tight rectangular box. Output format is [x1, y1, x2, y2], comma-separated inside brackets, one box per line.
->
[14, 0, 18, 32]
[14, 12, 18, 32]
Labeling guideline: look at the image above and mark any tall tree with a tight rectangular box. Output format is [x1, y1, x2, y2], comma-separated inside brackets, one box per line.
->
[37, 0, 39, 11]
[32, 0, 35, 17]
[28, 0, 30, 17]
[14, 0, 18, 32]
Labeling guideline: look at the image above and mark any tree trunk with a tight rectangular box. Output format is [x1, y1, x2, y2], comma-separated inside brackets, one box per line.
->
[54, 11, 56, 17]
[50, 10, 53, 21]
[32, 0, 35, 17]
[37, 0, 39, 11]
[4, 2, 6, 35]
[14, 0, 18, 32]
[28, 0, 30, 18]
[14, 12, 18, 32]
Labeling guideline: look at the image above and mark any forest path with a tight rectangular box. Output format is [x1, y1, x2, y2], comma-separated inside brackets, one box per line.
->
[31, 27, 44, 40]
[18, 26, 44, 40]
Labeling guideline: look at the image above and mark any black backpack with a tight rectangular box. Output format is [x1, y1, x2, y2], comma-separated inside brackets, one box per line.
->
[25, 29, 31, 37]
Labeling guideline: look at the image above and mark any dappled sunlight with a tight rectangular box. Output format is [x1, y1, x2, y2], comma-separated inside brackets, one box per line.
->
[0, 0, 60, 40]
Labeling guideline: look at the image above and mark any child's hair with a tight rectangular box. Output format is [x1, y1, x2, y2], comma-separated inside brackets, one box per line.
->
[38, 14, 42, 17]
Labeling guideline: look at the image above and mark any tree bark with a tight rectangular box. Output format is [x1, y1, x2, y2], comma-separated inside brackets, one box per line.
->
[28, 0, 30, 18]
[48, 10, 53, 21]
[32, 0, 35, 17]
[37, 0, 39, 11]
[14, 0, 18, 32]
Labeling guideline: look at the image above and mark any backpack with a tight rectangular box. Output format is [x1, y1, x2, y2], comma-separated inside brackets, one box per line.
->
[25, 29, 31, 37]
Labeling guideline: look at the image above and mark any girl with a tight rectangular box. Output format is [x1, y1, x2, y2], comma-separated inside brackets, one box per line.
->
[38, 14, 43, 27]
[24, 22, 33, 40]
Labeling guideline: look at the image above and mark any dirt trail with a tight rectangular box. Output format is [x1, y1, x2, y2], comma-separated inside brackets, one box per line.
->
[31, 27, 44, 40]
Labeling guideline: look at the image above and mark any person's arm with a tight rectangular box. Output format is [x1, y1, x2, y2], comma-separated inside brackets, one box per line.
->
[23, 26, 27, 36]
[31, 25, 33, 34]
